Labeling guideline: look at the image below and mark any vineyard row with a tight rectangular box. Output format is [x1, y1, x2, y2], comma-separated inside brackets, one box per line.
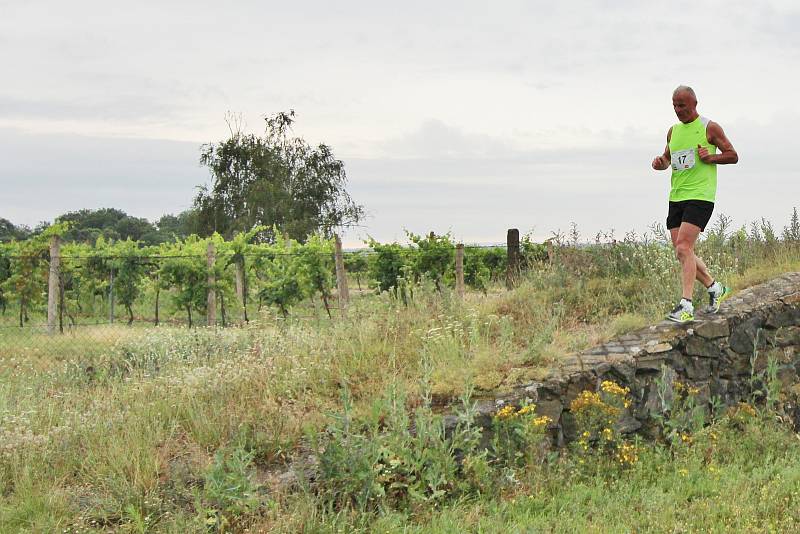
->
[0, 228, 544, 332]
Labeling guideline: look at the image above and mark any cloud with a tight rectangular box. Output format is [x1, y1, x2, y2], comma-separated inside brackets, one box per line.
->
[2, 106, 799, 248]
[1, 0, 798, 246]
[0, 128, 207, 226]
[342, 114, 800, 242]
[377, 119, 518, 159]
[752, 2, 800, 48]
[0, 95, 186, 123]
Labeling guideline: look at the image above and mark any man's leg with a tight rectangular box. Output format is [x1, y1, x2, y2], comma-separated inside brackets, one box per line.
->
[693, 255, 714, 287]
[671, 222, 707, 299]
[669, 227, 714, 290]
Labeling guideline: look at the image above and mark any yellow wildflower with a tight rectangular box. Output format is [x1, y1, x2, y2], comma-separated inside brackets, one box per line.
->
[600, 380, 630, 397]
[532, 415, 552, 428]
[616, 442, 639, 465]
[570, 390, 620, 417]
[517, 404, 536, 416]
[738, 403, 757, 417]
[494, 405, 516, 420]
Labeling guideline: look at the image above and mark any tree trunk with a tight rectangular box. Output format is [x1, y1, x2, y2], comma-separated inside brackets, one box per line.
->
[127, 304, 134, 326]
[186, 305, 192, 328]
[18, 297, 23, 327]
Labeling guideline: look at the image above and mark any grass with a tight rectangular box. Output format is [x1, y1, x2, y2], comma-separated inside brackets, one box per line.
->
[1, 224, 800, 532]
[270, 415, 800, 533]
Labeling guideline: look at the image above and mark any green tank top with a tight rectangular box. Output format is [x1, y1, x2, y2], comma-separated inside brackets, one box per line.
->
[668, 115, 717, 202]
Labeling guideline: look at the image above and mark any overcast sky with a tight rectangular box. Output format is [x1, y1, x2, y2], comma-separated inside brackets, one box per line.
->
[2, 0, 799, 246]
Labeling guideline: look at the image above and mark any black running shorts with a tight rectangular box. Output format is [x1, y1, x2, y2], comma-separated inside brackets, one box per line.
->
[666, 200, 715, 231]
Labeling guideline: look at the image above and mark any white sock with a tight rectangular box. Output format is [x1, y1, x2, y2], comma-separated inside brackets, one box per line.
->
[708, 281, 722, 294]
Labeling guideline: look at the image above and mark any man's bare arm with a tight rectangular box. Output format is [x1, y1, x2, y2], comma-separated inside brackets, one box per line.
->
[652, 127, 672, 170]
[698, 122, 738, 164]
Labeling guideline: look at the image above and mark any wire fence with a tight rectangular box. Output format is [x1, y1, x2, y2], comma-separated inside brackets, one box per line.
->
[3, 243, 506, 261]
[0, 233, 531, 361]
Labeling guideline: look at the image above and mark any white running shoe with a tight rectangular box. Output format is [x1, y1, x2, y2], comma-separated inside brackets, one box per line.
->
[705, 283, 731, 314]
[667, 299, 694, 324]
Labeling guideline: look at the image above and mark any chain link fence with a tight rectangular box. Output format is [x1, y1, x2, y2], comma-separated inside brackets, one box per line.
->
[0, 232, 527, 361]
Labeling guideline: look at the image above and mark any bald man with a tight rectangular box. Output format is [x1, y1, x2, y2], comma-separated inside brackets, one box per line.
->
[652, 86, 738, 323]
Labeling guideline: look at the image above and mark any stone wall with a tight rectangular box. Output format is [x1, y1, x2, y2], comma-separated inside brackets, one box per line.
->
[448, 272, 800, 445]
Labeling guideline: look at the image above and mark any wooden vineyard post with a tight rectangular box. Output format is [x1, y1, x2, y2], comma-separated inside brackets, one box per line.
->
[455, 243, 465, 299]
[334, 234, 349, 317]
[207, 242, 216, 327]
[236, 258, 249, 323]
[235, 262, 244, 304]
[58, 269, 65, 334]
[154, 272, 160, 326]
[506, 228, 520, 290]
[47, 236, 61, 334]
[235, 259, 246, 322]
[109, 268, 115, 323]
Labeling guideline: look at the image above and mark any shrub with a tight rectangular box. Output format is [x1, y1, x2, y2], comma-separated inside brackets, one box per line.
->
[366, 239, 409, 294]
[314, 382, 482, 512]
[406, 231, 455, 290]
[195, 447, 265, 531]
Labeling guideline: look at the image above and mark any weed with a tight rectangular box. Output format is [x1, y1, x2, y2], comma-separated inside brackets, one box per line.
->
[652, 367, 707, 446]
[195, 446, 265, 531]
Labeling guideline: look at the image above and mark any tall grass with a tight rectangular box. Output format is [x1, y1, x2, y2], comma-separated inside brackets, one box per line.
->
[1, 213, 800, 531]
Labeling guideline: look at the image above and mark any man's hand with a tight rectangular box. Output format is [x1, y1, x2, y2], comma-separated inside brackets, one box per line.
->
[653, 130, 672, 170]
[697, 144, 713, 164]
[652, 155, 669, 170]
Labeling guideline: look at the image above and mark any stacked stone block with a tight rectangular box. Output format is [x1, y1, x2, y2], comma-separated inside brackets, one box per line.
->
[447, 272, 800, 445]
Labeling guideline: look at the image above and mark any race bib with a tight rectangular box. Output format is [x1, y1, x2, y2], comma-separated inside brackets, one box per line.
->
[671, 149, 695, 171]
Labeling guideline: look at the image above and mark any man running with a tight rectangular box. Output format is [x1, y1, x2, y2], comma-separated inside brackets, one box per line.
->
[651, 85, 738, 323]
